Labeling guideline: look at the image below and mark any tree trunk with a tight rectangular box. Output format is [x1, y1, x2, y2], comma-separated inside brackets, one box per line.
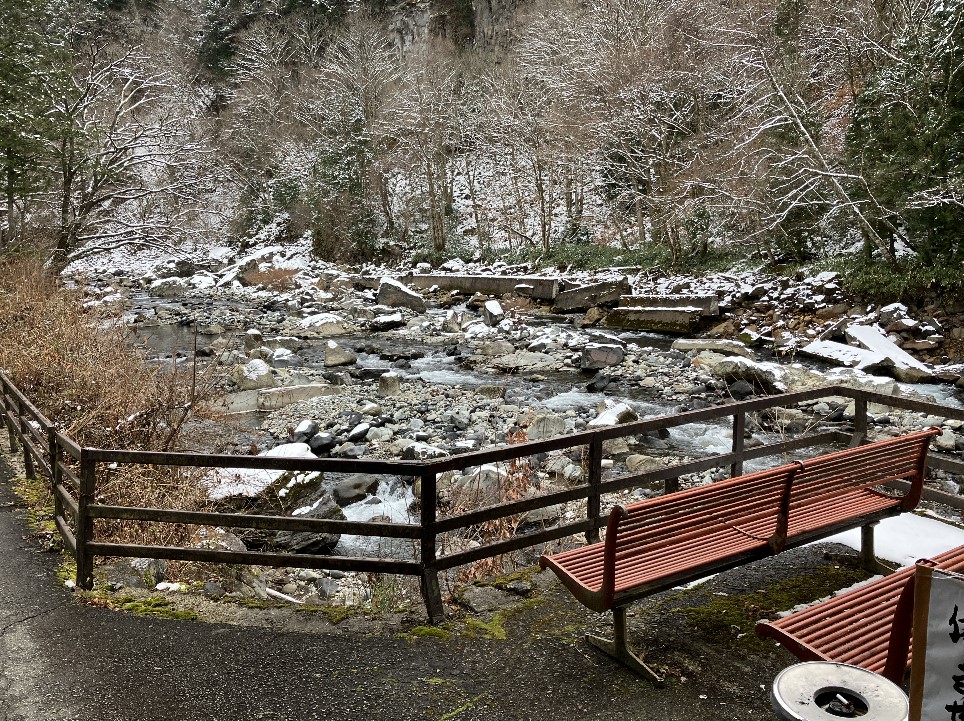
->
[3, 153, 15, 248]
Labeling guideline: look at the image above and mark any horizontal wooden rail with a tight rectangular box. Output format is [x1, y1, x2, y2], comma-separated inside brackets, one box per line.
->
[54, 484, 79, 523]
[87, 504, 421, 538]
[436, 519, 597, 571]
[84, 542, 421, 575]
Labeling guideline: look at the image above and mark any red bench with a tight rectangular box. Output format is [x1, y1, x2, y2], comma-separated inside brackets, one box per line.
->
[756, 543, 964, 683]
[539, 428, 940, 683]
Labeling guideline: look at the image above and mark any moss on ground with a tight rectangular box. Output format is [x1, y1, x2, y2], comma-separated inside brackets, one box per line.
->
[80, 592, 199, 620]
[402, 625, 451, 641]
[11, 475, 57, 535]
[673, 564, 870, 652]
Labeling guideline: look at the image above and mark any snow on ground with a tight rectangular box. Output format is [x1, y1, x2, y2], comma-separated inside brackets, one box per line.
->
[205, 442, 317, 500]
[825, 513, 964, 567]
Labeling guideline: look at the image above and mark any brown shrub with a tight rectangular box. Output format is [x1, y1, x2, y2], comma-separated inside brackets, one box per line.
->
[0, 254, 222, 556]
[240, 267, 299, 290]
[0, 255, 220, 452]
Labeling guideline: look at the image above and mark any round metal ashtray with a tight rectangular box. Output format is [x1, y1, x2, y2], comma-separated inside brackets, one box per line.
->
[771, 661, 908, 721]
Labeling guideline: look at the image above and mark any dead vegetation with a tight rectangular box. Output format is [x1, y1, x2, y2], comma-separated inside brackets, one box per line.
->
[0, 253, 221, 552]
[240, 267, 299, 290]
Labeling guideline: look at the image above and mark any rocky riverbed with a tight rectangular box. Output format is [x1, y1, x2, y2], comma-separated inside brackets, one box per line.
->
[63, 246, 964, 611]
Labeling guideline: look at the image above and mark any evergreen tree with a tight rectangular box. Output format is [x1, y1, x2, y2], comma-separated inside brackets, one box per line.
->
[848, 1, 964, 262]
[0, 0, 68, 246]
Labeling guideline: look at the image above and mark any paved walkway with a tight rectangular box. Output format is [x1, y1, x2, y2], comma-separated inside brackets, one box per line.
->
[0, 449, 787, 721]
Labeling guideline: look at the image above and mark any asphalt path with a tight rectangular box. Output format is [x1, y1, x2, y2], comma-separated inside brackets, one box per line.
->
[0, 449, 781, 721]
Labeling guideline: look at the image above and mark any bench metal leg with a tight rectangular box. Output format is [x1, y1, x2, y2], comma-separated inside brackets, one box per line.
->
[587, 607, 665, 686]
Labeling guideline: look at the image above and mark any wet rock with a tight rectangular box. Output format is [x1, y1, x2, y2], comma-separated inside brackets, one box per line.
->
[333, 473, 380, 506]
[324, 340, 357, 367]
[581, 342, 624, 370]
[586, 371, 611, 392]
[728, 379, 755, 400]
[274, 491, 344, 554]
[377, 278, 426, 313]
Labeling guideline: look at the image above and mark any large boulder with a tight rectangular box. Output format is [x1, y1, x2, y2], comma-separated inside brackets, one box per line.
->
[274, 491, 345, 554]
[581, 343, 625, 370]
[332, 473, 381, 506]
[324, 340, 357, 367]
[589, 400, 639, 427]
[230, 359, 276, 391]
[478, 340, 515, 357]
[528, 414, 567, 440]
[377, 278, 426, 313]
[482, 300, 505, 326]
[700, 351, 779, 393]
[299, 313, 349, 337]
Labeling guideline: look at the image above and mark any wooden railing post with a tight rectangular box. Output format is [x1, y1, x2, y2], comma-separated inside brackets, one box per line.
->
[75, 449, 95, 589]
[48, 428, 64, 522]
[852, 398, 868, 446]
[586, 438, 603, 543]
[419, 470, 444, 623]
[1, 379, 16, 451]
[16, 396, 34, 479]
[731, 411, 746, 478]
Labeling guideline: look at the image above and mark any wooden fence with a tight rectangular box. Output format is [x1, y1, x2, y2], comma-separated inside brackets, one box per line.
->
[2, 370, 963, 621]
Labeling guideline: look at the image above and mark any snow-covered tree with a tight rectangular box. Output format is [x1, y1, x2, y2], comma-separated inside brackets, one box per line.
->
[50, 44, 206, 267]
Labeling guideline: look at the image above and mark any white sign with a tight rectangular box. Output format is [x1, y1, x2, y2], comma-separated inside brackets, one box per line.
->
[910, 566, 964, 721]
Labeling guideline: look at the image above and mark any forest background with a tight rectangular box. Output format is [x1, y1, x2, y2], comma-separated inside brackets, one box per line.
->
[2, 0, 963, 300]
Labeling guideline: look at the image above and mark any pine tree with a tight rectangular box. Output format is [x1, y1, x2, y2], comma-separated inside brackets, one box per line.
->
[0, 0, 68, 246]
[848, 1, 964, 263]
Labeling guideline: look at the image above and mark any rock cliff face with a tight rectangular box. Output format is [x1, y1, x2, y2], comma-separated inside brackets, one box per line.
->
[387, 0, 526, 49]
[472, 0, 525, 47]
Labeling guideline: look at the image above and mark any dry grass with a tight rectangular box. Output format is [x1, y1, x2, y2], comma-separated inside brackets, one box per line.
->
[0, 255, 219, 451]
[0, 254, 221, 555]
[241, 267, 299, 290]
[446, 430, 539, 587]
